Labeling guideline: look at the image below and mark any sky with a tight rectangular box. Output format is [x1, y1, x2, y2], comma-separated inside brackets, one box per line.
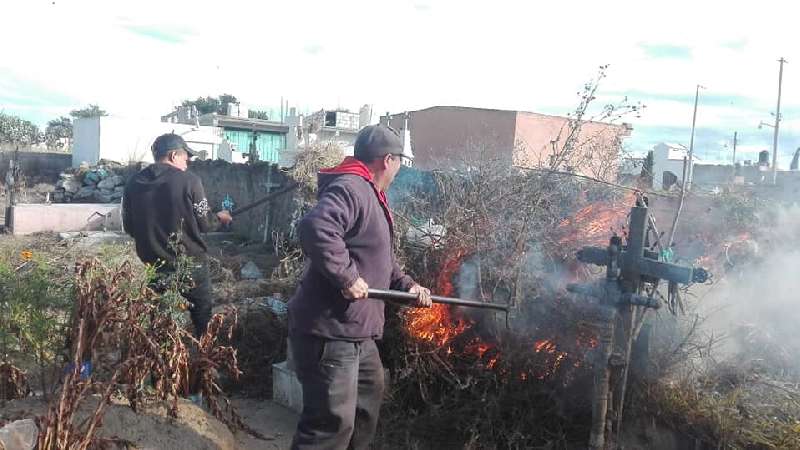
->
[2, 0, 800, 166]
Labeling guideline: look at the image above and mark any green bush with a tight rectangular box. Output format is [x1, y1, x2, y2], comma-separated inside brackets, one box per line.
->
[0, 253, 72, 395]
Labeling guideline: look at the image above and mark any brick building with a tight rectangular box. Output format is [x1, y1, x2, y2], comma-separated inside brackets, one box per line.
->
[381, 106, 631, 179]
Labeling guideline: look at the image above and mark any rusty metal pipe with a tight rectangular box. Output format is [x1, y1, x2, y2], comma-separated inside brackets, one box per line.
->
[367, 288, 509, 312]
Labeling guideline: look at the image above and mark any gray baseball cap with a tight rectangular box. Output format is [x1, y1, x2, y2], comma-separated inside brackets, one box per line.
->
[354, 125, 411, 162]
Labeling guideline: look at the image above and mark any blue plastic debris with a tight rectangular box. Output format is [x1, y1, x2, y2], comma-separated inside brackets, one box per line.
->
[222, 194, 235, 211]
[64, 360, 93, 380]
[262, 297, 288, 316]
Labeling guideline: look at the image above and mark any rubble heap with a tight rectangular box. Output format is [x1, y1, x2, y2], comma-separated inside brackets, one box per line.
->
[52, 161, 129, 203]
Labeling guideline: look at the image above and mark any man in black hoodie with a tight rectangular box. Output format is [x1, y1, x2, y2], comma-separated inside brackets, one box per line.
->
[288, 125, 431, 450]
[123, 133, 232, 335]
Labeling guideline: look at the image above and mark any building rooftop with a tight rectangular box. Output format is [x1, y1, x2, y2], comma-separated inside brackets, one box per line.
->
[655, 142, 702, 161]
[200, 114, 289, 133]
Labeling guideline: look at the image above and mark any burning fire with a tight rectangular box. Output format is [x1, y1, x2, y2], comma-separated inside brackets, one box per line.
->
[557, 191, 636, 247]
[534, 339, 558, 353]
[465, 339, 500, 369]
[691, 231, 756, 272]
[406, 303, 471, 347]
[406, 248, 473, 347]
[404, 248, 504, 370]
[402, 245, 600, 383]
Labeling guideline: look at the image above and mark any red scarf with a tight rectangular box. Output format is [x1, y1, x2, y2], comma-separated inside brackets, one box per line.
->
[320, 157, 393, 226]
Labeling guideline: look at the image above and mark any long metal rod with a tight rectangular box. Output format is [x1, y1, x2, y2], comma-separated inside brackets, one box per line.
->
[230, 182, 299, 217]
[367, 288, 509, 312]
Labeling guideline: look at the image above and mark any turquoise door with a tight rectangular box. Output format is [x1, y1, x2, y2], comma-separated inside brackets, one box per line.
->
[223, 130, 286, 163]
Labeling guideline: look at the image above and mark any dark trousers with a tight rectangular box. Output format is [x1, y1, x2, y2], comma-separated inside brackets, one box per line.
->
[290, 334, 385, 450]
[185, 261, 212, 336]
[153, 260, 212, 337]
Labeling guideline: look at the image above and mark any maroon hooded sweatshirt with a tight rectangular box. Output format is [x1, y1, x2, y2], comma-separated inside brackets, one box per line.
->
[288, 157, 415, 341]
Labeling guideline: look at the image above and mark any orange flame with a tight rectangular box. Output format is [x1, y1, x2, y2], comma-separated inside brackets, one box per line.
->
[474, 341, 492, 358]
[405, 248, 474, 346]
[558, 192, 636, 247]
[695, 231, 756, 271]
[406, 303, 471, 346]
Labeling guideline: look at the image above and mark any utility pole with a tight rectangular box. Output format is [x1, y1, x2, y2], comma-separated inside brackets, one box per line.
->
[771, 57, 787, 185]
[686, 84, 705, 190]
[732, 131, 738, 164]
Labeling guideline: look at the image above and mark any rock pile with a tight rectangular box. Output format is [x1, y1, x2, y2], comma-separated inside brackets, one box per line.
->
[53, 162, 129, 203]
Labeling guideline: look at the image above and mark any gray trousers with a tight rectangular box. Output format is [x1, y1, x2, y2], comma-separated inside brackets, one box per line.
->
[290, 334, 385, 450]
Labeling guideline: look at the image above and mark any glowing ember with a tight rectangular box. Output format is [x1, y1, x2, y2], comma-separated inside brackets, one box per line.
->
[534, 339, 557, 353]
[532, 339, 570, 379]
[576, 331, 599, 349]
[474, 342, 492, 358]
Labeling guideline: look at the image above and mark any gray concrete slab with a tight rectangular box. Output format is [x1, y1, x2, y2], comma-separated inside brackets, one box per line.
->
[9, 203, 122, 235]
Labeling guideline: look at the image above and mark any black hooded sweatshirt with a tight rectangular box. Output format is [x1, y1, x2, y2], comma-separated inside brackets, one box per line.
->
[122, 163, 217, 266]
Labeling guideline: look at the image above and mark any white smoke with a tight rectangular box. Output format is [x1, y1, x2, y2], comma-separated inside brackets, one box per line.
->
[696, 205, 800, 375]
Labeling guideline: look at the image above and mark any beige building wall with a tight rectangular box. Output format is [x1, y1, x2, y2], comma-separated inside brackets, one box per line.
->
[384, 107, 628, 178]
[385, 107, 516, 170]
[513, 112, 628, 180]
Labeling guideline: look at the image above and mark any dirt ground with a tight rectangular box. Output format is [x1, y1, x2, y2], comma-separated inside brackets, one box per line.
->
[0, 396, 297, 450]
[232, 398, 297, 449]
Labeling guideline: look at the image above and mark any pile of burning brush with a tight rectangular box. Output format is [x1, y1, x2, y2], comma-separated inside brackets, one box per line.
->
[382, 163, 799, 448]
[372, 176, 638, 448]
[378, 291, 603, 447]
[377, 246, 612, 448]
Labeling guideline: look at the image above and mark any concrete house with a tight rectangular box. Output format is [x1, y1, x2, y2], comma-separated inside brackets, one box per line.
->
[72, 116, 223, 167]
[381, 106, 631, 179]
[163, 105, 289, 164]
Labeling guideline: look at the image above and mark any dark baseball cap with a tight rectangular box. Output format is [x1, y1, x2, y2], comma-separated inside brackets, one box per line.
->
[354, 125, 410, 162]
[151, 133, 198, 159]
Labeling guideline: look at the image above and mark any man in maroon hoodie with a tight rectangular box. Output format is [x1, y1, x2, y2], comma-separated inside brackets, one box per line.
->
[288, 125, 432, 450]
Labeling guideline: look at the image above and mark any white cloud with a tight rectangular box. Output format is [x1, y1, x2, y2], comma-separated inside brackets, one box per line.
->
[1, 0, 800, 158]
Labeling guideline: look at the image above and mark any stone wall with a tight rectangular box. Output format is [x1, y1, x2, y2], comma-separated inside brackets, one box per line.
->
[0, 151, 72, 183]
[53, 162, 130, 203]
[188, 160, 298, 243]
[6, 159, 299, 241]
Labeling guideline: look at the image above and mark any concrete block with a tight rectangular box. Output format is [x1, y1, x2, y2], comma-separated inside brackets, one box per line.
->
[273, 361, 304, 414]
[0, 419, 37, 450]
[272, 350, 392, 415]
[9, 203, 122, 235]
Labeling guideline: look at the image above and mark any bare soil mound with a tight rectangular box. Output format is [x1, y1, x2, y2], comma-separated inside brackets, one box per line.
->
[0, 396, 237, 450]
